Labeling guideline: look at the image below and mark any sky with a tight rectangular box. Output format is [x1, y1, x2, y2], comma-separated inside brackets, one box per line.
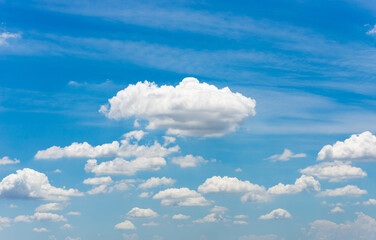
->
[1, 0, 376, 239]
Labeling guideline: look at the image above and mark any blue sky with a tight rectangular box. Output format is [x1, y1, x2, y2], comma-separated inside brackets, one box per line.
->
[1, 0, 376, 239]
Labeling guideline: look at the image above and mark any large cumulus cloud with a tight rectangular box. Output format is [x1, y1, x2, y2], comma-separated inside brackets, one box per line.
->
[100, 78, 256, 137]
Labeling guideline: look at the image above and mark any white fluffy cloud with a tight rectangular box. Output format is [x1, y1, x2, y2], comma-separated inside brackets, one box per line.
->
[0, 168, 83, 201]
[0, 216, 11, 230]
[14, 212, 67, 223]
[267, 149, 306, 162]
[85, 157, 166, 176]
[153, 188, 210, 206]
[198, 176, 265, 194]
[198, 176, 269, 203]
[307, 212, 376, 240]
[83, 176, 113, 185]
[317, 185, 367, 197]
[115, 220, 136, 230]
[35, 203, 64, 212]
[172, 214, 190, 220]
[35, 131, 179, 160]
[317, 131, 376, 161]
[171, 155, 208, 168]
[300, 161, 367, 182]
[127, 207, 158, 218]
[366, 25, 376, 35]
[138, 177, 175, 189]
[100, 78, 256, 137]
[259, 208, 291, 220]
[363, 199, 376, 205]
[330, 206, 344, 213]
[0, 156, 20, 165]
[267, 175, 320, 195]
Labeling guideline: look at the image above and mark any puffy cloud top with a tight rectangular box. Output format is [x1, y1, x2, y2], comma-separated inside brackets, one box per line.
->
[317, 131, 376, 161]
[267, 175, 320, 195]
[259, 208, 291, 220]
[153, 188, 210, 206]
[100, 78, 256, 137]
[0, 168, 83, 201]
[300, 161, 367, 182]
[317, 185, 367, 197]
[127, 207, 158, 218]
[198, 176, 265, 194]
[138, 177, 175, 189]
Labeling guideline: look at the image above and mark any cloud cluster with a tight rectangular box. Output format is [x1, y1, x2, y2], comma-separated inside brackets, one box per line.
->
[0, 168, 83, 201]
[14, 212, 67, 222]
[317, 185, 367, 197]
[0, 156, 20, 165]
[259, 208, 291, 220]
[300, 161, 367, 182]
[267, 175, 320, 195]
[35, 203, 64, 212]
[100, 78, 256, 137]
[267, 149, 306, 162]
[127, 207, 158, 218]
[317, 131, 376, 161]
[85, 157, 166, 176]
[307, 212, 376, 240]
[172, 214, 190, 220]
[153, 188, 210, 206]
[35, 130, 179, 160]
[115, 220, 136, 230]
[138, 177, 175, 189]
[171, 155, 208, 168]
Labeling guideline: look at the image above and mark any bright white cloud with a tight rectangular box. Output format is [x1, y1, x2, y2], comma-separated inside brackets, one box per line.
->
[317, 131, 376, 161]
[330, 206, 344, 213]
[300, 161, 367, 182]
[171, 155, 208, 168]
[127, 207, 158, 218]
[138, 177, 175, 189]
[0, 168, 83, 201]
[83, 176, 113, 185]
[35, 130, 179, 160]
[115, 220, 136, 230]
[259, 208, 291, 220]
[33, 227, 49, 232]
[153, 188, 210, 206]
[0, 156, 20, 165]
[15, 212, 66, 223]
[198, 176, 269, 203]
[267, 149, 306, 162]
[317, 185, 367, 197]
[307, 212, 376, 240]
[100, 78, 256, 137]
[85, 157, 166, 176]
[267, 175, 320, 195]
[172, 214, 190, 220]
[0, 32, 20, 46]
[35, 203, 64, 212]
[198, 176, 265, 194]
[363, 199, 376, 205]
